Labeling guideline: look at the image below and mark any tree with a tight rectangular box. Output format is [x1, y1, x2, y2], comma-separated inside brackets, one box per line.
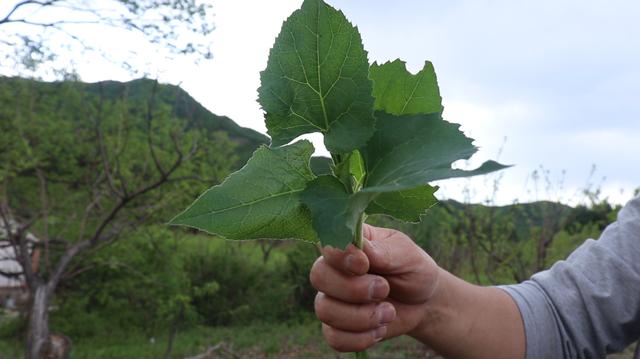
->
[0, 0, 214, 76]
[0, 77, 239, 358]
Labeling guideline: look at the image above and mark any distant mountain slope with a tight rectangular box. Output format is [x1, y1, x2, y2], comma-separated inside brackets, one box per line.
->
[442, 199, 575, 239]
[0, 76, 269, 160]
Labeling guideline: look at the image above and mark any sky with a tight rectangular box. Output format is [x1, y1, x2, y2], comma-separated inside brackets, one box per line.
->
[2, 0, 639, 205]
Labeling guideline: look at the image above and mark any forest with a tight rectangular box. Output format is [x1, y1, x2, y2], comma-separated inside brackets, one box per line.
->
[0, 77, 635, 358]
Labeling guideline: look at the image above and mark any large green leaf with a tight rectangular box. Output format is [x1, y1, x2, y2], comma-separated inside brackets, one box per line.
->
[370, 59, 442, 116]
[258, 0, 375, 154]
[364, 60, 444, 221]
[361, 111, 508, 193]
[306, 111, 509, 248]
[169, 140, 318, 242]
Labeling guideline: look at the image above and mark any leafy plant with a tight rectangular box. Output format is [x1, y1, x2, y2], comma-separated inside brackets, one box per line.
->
[171, 0, 508, 356]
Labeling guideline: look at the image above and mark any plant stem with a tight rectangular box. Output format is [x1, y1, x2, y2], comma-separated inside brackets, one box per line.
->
[352, 213, 368, 359]
[354, 213, 365, 249]
[353, 350, 370, 359]
[334, 151, 369, 359]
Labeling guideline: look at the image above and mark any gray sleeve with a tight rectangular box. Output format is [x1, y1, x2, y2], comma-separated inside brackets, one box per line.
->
[500, 195, 640, 359]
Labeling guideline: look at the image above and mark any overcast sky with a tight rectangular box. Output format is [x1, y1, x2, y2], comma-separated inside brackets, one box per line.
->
[2, 0, 639, 205]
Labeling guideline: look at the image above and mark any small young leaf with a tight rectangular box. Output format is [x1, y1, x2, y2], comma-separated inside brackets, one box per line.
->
[258, 0, 375, 153]
[333, 149, 365, 191]
[348, 150, 366, 191]
[370, 60, 442, 116]
[170, 140, 318, 242]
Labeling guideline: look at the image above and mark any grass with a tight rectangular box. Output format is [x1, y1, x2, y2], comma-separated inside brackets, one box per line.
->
[0, 321, 637, 359]
[0, 320, 432, 359]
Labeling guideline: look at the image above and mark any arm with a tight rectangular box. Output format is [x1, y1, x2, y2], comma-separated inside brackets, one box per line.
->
[502, 195, 640, 358]
[310, 224, 525, 358]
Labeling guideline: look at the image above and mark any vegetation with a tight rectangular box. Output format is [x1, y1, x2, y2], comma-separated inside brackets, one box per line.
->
[0, 76, 264, 358]
[1, 1, 633, 358]
[0, 76, 634, 359]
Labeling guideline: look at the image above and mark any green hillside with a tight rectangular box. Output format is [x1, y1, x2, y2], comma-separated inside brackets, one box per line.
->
[0, 76, 269, 161]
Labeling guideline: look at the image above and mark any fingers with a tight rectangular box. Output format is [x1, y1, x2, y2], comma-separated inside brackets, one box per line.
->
[322, 323, 388, 352]
[320, 243, 369, 275]
[315, 294, 428, 351]
[318, 224, 409, 276]
[315, 292, 395, 332]
[310, 257, 389, 303]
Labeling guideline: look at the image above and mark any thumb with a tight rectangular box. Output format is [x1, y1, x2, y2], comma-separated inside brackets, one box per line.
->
[362, 224, 422, 275]
[362, 224, 440, 303]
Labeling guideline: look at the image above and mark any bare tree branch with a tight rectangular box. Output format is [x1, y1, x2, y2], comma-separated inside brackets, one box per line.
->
[1, 18, 102, 27]
[95, 86, 125, 198]
[48, 127, 187, 290]
[0, 0, 57, 25]
[35, 168, 51, 276]
[0, 269, 25, 279]
[146, 80, 167, 176]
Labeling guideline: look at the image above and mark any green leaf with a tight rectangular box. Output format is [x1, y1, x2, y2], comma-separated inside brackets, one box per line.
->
[365, 60, 444, 220]
[309, 156, 333, 176]
[300, 175, 356, 249]
[169, 140, 318, 242]
[361, 111, 509, 193]
[348, 149, 366, 190]
[258, 0, 375, 154]
[370, 60, 442, 116]
[301, 111, 509, 248]
[366, 185, 439, 222]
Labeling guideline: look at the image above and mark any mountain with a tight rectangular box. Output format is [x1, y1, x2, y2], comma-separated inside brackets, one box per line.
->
[0, 76, 269, 160]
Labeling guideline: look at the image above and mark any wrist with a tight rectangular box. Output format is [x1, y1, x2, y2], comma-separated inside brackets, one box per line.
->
[407, 270, 525, 359]
[408, 266, 452, 339]
[408, 268, 478, 348]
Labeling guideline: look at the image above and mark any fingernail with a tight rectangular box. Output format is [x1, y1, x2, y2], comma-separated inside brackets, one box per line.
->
[369, 278, 387, 301]
[345, 255, 355, 273]
[373, 326, 387, 342]
[376, 303, 395, 325]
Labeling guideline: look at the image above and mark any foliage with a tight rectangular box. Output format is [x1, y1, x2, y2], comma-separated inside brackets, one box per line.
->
[0, 76, 241, 255]
[47, 230, 316, 338]
[51, 226, 196, 337]
[171, 141, 318, 242]
[171, 0, 508, 250]
[0, 75, 254, 357]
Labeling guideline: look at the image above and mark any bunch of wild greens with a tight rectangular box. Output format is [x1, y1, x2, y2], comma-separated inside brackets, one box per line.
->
[171, 0, 506, 253]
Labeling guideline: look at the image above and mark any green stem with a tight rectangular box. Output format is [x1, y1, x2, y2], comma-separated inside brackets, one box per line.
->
[354, 213, 365, 249]
[352, 213, 368, 358]
[353, 350, 370, 359]
[333, 151, 369, 358]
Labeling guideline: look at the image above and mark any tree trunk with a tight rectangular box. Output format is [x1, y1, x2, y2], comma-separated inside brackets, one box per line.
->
[26, 284, 51, 359]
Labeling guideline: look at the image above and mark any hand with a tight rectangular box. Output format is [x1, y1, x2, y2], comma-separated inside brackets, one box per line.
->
[310, 224, 440, 352]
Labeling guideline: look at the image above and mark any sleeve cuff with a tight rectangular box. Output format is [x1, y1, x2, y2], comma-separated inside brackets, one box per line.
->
[499, 281, 567, 358]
